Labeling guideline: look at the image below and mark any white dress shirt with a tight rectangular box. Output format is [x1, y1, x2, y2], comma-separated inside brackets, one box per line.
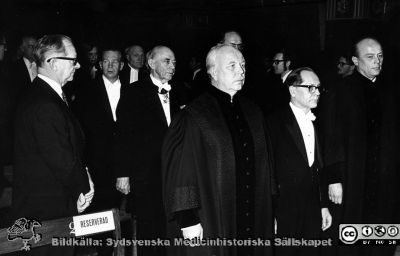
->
[23, 57, 37, 82]
[289, 102, 316, 167]
[103, 75, 121, 121]
[38, 74, 64, 100]
[150, 75, 171, 126]
[128, 64, 139, 84]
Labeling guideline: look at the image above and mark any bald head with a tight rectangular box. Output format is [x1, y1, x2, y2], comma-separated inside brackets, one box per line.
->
[148, 46, 176, 83]
[352, 38, 383, 80]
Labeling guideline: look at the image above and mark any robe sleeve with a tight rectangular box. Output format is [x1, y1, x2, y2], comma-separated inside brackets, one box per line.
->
[321, 84, 345, 184]
[162, 110, 202, 222]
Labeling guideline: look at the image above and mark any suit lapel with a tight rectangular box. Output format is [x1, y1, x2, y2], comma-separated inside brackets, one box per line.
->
[36, 77, 66, 109]
[145, 77, 169, 127]
[284, 106, 309, 165]
[36, 77, 85, 141]
[314, 126, 323, 168]
[169, 87, 180, 118]
[19, 60, 32, 86]
[97, 77, 115, 123]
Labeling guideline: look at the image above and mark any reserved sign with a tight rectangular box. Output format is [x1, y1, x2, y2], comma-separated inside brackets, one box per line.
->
[73, 210, 115, 237]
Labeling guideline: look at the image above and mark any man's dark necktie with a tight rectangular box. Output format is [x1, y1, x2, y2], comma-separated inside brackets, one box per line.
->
[61, 92, 69, 107]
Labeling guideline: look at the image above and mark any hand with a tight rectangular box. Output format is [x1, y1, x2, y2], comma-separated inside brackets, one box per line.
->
[77, 193, 90, 213]
[321, 208, 332, 231]
[116, 177, 130, 195]
[181, 223, 203, 245]
[328, 183, 343, 204]
[85, 169, 95, 204]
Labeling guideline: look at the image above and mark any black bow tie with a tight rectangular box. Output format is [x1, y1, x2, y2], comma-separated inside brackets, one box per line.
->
[159, 88, 168, 94]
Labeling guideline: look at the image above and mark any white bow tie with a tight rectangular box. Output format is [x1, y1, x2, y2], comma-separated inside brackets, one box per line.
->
[305, 111, 316, 122]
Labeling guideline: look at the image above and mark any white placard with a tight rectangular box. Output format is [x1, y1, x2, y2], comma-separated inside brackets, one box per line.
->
[73, 210, 115, 237]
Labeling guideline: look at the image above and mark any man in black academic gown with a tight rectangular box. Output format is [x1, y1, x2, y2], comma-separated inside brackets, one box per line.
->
[322, 37, 398, 256]
[267, 67, 332, 256]
[113, 46, 184, 256]
[162, 44, 274, 256]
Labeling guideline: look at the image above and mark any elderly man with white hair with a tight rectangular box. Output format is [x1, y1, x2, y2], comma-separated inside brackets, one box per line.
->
[162, 44, 274, 256]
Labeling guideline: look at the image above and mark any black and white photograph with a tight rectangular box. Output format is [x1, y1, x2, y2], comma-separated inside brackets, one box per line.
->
[0, 0, 399, 255]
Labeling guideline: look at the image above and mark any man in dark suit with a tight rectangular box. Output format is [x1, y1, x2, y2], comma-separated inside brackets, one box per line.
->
[76, 47, 125, 255]
[11, 36, 38, 92]
[12, 34, 94, 256]
[63, 43, 100, 106]
[2, 36, 38, 166]
[186, 54, 209, 101]
[77, 47, 125, 212]
[267, 67, 331, 256]
[119, 44, 145, 85]
[114, 45, 183, 256]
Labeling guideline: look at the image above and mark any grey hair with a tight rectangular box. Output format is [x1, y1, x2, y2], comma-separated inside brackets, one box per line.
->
[33, 34, 72, 67]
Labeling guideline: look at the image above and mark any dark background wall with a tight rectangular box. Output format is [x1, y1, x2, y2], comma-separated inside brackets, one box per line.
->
[1, 0, 399, 79]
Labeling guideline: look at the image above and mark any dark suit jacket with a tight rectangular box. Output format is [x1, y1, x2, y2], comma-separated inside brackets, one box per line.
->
[9, 59, 33, 110]
[1, 60, 33, 165]
[188, 68, 210, 101]
[0, 62, 12, 165]
[76, 76, 128, 210]
[267, 106, 327, 238]
[113, 75, 182, 219]
[11, 59, 32, 89]
[12, 77, 90, 221]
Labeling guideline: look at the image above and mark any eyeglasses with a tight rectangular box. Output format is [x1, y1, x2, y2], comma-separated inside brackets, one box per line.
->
[292, 84, 325, 94]
[272, 60, 286, 65]
[47, 57, 79, 66]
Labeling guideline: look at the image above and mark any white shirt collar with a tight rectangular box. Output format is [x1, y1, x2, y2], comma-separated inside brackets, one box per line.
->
[282, 70, 292, 83]
[102, 75, 121, 88]
[289, 102, 316, 122]
[37, 74, 64, 100]
[128, 63, 138, 71]
[150, 74, 171, 92]
[23, 57, 34, 66]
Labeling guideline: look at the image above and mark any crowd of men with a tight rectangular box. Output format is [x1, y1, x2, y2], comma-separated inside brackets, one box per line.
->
[0, 30, 398, 256]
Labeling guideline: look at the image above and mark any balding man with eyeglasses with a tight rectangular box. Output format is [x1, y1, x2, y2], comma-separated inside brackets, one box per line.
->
[266, 67, 331, 256]
[12, 34, 94, 256]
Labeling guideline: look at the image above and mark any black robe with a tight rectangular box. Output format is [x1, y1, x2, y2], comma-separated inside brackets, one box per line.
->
[322, 71, 398, 256]
[162, 88, 274, 256]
